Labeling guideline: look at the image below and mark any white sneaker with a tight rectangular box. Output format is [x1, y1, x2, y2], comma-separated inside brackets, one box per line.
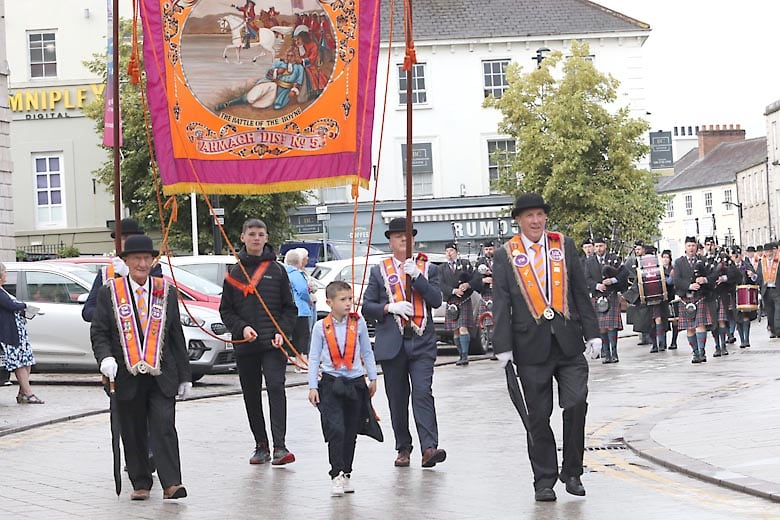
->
[343, 473, 354, 493]
[331, 472, 345, 497]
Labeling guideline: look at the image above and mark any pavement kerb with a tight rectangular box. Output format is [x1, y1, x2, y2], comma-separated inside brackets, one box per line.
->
[0, 354, 495, 439]
[623, 380, 780, 503]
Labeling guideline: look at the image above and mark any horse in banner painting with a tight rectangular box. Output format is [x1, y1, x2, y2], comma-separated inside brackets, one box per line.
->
[218, 13, 287, 64]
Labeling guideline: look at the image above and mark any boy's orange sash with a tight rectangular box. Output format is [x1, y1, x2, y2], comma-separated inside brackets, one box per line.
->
[322, 314, 358, 370]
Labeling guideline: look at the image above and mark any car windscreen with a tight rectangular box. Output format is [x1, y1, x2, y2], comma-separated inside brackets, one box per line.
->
[332, 242, 385, 258]
[158, 263, 223, 296]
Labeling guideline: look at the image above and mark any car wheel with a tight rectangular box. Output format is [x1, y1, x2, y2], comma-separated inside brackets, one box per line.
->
[191, 373, 204, 383]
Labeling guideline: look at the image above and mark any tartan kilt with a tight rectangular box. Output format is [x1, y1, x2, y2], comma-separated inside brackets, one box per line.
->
[592, 293, 622, 331]
[444, 297, 476, 331]
[714, 294, 734, 323]
[677, 297, 713, 330]
[477, 298, 493, 328]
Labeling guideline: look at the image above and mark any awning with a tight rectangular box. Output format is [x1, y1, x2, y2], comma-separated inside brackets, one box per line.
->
[381, 205, 510, 223]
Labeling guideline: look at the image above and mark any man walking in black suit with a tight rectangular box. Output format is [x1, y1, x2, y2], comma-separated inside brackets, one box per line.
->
[91, 235, 192, 501]
[757, 242, 780, 337]
[492, 193, 600, 502]
[362, 217, 446, 468]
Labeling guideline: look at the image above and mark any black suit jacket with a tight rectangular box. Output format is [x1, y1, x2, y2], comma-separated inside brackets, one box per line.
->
[90, 281, 191, 401]
[757, 257, 780, 297]
[439, 258, 474, 301]
[492, 235, 599, 365]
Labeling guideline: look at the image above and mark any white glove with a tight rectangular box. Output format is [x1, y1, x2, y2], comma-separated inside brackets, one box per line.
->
[100, 357, 118, 380]
[387, 301, 414, 320]
[403, 258, 422, 279]
[585, 338, 602, 360]
[177, 382, 193, 400]
[112, 256, 130, 277]
[496, 351, 513, 368]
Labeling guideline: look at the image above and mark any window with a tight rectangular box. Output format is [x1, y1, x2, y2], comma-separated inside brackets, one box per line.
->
[401, 143, 433, 197]
[487, 139, 516, 190]
[398, 63, 427, 105]
[724, 189, 732, 205]
[28, 32, 57, 78]
[33, 154, 65, 228]
[666, 199, 674, 218]
[320, 187, 347, 204]
[685, 194, 693, 216]
[2, 271, 18, 297]
[704, 192, 713, 214]
[483, 60, 509, 99]
[26, 271, 87, 304]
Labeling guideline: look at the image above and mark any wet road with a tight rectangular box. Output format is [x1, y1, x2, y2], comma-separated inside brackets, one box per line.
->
[1, 338, 779, 519]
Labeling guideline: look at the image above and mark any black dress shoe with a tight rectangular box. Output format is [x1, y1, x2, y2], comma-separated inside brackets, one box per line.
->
[649, 346, 658, 353]
[668, 344, 677, 350]
[534, 488, 557, 502]
[560, 475, 586, 496]
[727, 336, 736, 344]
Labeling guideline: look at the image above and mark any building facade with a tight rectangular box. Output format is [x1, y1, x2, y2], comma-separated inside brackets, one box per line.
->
[657, 127, 766, 256]
[5, 0, 132, 256]
[304, 0, 652, 244]
[0, 0, 13, 261]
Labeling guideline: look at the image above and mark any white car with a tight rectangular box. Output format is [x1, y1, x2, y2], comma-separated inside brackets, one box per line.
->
[162, 255, 237, 287]
[2, 262, 234, 380]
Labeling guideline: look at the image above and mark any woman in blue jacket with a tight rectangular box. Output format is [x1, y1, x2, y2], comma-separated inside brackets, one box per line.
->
[284, 248, 314, 366]
[0, 263, 43, 404]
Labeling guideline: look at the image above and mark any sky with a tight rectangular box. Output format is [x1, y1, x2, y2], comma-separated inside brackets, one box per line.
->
[596, 0, 778, 139]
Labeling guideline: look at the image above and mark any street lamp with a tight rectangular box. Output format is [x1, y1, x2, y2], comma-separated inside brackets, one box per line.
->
[723, 200, 743, 246]
[533, 47, 550, 69]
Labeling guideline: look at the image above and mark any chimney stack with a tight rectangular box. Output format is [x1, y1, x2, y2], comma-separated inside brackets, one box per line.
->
[698, 123, 746, 159]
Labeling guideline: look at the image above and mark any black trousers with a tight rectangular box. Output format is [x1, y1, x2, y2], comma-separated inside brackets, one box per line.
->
[237, 348, 288, 449]
[515, 337, 588, 491]
[117, 375, 182, 491]
[765, 288, 780, 334]
[318, 375, 366, 477]
[291, 316, 312, 356]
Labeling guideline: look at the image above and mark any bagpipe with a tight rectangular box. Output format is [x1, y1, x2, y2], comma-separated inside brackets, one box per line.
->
[594, 221, 627, 312]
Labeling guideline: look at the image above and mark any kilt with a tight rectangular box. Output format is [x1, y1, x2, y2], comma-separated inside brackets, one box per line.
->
[677, 297, 713, 330]
[477, 297, 493, 328]
[713, 294, 734, 323]
[444, 297, 476, 331]
[592, 293, 622, 331]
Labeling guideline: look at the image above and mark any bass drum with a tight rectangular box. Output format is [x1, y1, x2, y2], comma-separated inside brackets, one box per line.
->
[637, 254, 668, 306]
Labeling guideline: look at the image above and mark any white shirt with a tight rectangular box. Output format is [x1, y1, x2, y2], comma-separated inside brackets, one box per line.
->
[520, 234, 549, 298]
[128, 276, 151, 317]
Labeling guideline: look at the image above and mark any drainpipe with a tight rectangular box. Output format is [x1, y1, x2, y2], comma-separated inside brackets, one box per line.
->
[767, 159, 774, 240]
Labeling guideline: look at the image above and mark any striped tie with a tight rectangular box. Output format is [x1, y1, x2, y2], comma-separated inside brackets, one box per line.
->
[136, 287, 149, 330]
[531, 244, 545, 291]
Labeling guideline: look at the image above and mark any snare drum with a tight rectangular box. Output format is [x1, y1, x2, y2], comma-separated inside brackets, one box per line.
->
[637, 255, 668, 306]
[736, 285, 759, 312]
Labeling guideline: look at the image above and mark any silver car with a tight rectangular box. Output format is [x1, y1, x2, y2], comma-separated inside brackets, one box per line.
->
[2, 262, 234, 380]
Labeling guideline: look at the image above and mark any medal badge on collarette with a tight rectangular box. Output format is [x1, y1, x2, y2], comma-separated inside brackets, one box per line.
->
[543, 307, 555, 320]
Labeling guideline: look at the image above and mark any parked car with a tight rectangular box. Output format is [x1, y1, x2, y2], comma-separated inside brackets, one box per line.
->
[21, 261, 234, 380]
[280, 240, 386, 270]
[162, 255, 237, 287]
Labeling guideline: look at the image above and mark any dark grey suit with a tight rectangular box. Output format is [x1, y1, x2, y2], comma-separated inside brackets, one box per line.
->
[757, 257, 780, 334]
[362, 260, 443, 454]
[492, 234, 598, 492]
[91, 282, 191, 492]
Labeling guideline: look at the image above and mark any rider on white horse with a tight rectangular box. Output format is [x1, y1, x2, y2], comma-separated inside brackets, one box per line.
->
[231, 0, 258, 49]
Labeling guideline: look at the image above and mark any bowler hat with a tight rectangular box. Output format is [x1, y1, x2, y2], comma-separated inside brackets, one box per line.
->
[384, 217, 417, 239]
[119, 235, 159, 258]
[111, 218, 145, 239]
[510, 192, 550, 218]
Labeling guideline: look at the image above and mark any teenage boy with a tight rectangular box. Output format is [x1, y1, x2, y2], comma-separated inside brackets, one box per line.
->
[308, 281, 379, 496]
[220, 218, 298, 465]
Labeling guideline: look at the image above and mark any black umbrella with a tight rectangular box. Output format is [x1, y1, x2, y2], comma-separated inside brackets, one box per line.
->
[504, 361, 534, 447]
[103, 376, 122, 496]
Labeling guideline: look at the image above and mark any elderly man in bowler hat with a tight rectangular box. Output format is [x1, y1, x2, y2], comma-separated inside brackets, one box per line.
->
[362, 217, 446, 468]
[91, 235, 192, 500]
[492, 193, 600, 502]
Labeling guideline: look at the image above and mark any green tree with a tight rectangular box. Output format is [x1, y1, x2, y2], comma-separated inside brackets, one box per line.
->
[82, 20, 306, 253]
[486, 41, 665, 246]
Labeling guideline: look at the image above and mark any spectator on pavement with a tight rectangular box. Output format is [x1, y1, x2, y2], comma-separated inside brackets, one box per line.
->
[284, 247, 314, 365]
[0, 262, 44, 404]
